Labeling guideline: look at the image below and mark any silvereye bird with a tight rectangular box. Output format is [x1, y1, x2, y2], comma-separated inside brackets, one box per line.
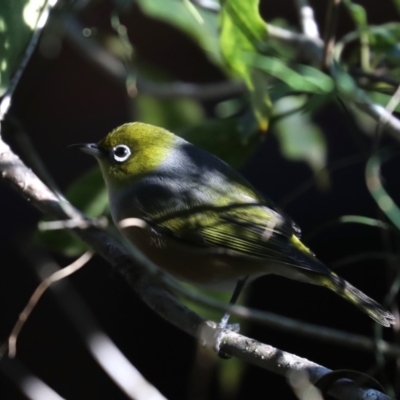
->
[74, 122, 394, 327]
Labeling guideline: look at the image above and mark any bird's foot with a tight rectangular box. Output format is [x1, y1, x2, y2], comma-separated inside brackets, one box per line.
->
[218, 321, 240, 332]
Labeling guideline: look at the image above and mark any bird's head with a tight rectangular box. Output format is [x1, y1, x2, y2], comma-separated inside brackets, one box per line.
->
[72, 122, 176, 189]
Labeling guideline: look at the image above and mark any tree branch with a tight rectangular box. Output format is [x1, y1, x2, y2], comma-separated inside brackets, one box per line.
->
[0, 0, 60, 120]
[62, 16, 246, 101]
[0, 358, 64, 400]
[293, 0, 320, 39]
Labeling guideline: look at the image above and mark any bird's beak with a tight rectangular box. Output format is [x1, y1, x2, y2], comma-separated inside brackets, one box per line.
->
[69, 143, 104, 158]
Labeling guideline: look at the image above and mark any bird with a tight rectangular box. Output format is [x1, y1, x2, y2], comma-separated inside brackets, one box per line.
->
[72, 122, 395, 327]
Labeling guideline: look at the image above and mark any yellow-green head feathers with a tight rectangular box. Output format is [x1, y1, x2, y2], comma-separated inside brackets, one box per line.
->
[96, 122, 176, 188]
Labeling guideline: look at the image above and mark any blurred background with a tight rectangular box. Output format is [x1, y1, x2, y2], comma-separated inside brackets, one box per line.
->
[1, 0, 400, 398]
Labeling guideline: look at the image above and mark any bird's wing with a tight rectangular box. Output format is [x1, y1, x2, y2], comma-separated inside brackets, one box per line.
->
[131, 176, 328, 275]
[152, 201, 330, 275]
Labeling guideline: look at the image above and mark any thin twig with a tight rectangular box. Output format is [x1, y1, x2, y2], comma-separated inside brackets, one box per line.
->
[5, 251, 93, 358]
[22, 248, 167, 400]
[0, 0, 59, 121]
[375, 85, 400, 141]
[62, 16, 246, 100]
[190, 0, 221, 12]
[356, 101, 400, 140]
[190, 0, 220, 12]
[350, 67, 400, 88]
[294, 0, 320, 38]
[322, 0, 342, 69]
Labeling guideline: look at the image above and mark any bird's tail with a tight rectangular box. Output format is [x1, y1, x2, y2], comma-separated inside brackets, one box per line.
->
[320, 273, 395, 327]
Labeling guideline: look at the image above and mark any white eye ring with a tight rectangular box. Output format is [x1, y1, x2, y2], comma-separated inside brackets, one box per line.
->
[112, 144, 131, 162]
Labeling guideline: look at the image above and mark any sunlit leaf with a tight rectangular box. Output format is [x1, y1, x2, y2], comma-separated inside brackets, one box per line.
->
[219, 0, 272, 130]
[343, 0, 367, 28]
[219, 0, 268, 74]
[247, 54, 334, 94]
[0, 0, 47, 96]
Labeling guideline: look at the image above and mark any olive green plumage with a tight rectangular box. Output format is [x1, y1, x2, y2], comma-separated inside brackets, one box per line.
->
[76, 122, 394, 327]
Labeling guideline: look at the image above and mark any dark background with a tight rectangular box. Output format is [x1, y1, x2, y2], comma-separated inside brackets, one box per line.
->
[1, 0, 399, 399]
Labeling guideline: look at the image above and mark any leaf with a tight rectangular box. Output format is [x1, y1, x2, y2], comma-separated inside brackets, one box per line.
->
[343, 0, 367, 28]
[219, 0, 268, 76]
[219, 0, 272, 130]
[36, 167, 108, 256]
[273, 96, 328, 181]
[343, 0, 370, 69]
[366, 148, 400, 231]
[135, 0, 222, 65]
[246, 54, 334, 94]
[367, 23, 400, 67]
[368, 91, 400, 113]
[0, 0, 47, 96]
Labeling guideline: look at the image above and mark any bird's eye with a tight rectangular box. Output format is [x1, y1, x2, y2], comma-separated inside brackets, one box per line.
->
[112, 144, 131, 163]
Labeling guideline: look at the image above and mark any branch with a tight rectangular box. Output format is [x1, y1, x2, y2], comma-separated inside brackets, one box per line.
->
[62, 16, 246, 101]
[22, 248, 167, 400]
[0, 0, 60, 120]
[221, 333, 391, 400]
[322, 0, 342, 69]
[190, 0, 220, 12]
[293, 0, 320, 38]
[0, 124, 395, 400]
[0, 358, 63, 400]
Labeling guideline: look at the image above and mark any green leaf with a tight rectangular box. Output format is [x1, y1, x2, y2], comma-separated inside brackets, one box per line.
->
[219, 0, 272, 130]
[219, 0, 268, 74]
[246, 54, 334, 94]
[273, 96, 328, 179]
[343, 0, 367, 28]
[368, 91, 400, 113]
[343, 0, 370, 69]
[135, 0, 222, 65]
[0, 0, 46, 96]
[366, 148, 400, 231]
[36, 167, 108, 256]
